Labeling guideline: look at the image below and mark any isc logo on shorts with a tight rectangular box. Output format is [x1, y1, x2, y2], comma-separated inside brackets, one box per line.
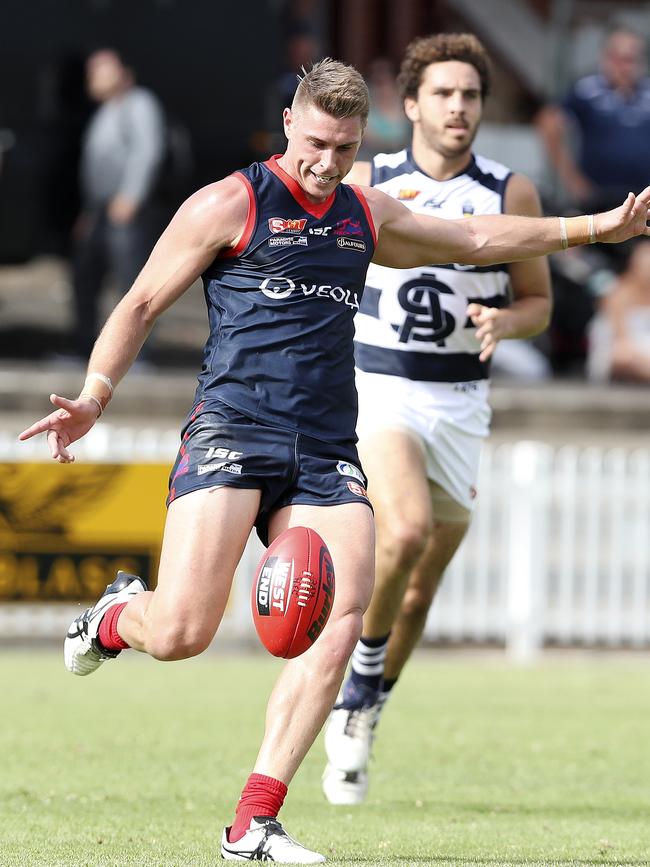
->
[198, 445, 243, 476]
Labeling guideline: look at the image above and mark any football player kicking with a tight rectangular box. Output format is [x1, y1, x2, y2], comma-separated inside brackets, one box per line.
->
[322, 33, 554, 806]
[20, 57, 650, 863]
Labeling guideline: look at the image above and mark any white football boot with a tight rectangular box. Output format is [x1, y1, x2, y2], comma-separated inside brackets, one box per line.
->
[64, 571, 147, 676]
[221, 817, 325, 863]
[324, 699, 381, 773]
[323, 681, 386, 805]
[321, 764, 369, 806]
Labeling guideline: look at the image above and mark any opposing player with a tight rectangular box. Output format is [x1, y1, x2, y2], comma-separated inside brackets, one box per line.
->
[19, 57, 649, 863]
[321, 33, 553, 805]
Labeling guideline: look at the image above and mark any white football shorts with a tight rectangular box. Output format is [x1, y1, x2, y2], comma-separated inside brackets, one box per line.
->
[355, 368, 492, 512]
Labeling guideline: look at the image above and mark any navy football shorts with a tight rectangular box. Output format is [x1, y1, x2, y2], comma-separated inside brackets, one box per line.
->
[167, 401, 372, 544]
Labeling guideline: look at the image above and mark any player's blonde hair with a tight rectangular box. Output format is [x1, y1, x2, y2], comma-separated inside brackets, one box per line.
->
[397, 33, 492, 101]
[292, 58, 370, 127]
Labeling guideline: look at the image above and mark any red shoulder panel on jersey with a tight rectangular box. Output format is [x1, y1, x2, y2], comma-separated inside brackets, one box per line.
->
[349, 184, 377, 246]
[222, 171, 257, 258]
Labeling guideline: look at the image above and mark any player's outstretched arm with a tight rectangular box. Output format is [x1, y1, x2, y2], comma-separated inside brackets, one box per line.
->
[370, 185, 650, 268]
[19, 176, 250, 462]
[468, 174, 553, 362]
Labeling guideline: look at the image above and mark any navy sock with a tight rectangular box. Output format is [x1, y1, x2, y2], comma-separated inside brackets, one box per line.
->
[343, 634, 390, 705]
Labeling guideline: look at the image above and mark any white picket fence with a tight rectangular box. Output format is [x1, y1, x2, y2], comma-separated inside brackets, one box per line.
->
[2, 428, 649, 657]
[426, 441, 650, 658]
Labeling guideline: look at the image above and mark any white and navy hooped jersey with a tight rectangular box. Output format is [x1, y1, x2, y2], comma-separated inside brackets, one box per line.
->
[193, 156, 376, 444]
[354, 149, 512, 382]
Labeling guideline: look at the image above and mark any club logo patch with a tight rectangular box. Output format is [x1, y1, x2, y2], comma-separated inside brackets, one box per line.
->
[333, 218, 364, 236]
[347, 481, 369, 498]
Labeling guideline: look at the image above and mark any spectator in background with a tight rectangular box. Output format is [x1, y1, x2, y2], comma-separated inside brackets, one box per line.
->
[251, 26, 321, 157]
[71, 48, 165, 359]
[537, 27, 650, 214]
[275, 28, 321, 114]
[358, 58, 410, 159]
[588, 239, 650, 383]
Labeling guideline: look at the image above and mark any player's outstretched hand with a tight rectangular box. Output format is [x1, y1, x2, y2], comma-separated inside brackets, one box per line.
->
[18, 394, 101, 463]
[596, 186, 650, 244]
[466, 303, 509, 362]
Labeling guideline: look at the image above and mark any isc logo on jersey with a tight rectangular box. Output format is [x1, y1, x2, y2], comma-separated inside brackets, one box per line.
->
[268, 217, 307, 234]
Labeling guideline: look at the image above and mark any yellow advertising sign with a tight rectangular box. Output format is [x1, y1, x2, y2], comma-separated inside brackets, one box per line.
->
[0, 463, 170, 601]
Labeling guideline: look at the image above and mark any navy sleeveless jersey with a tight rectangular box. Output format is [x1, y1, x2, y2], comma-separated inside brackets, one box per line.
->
[193, 156, 376, 443]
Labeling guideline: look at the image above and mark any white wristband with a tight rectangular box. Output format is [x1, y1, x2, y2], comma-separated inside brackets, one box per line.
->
[86, 372, 114, 395]
[588, 213, 596, 244]
[80, 393, 103, 417]
[559, 216, 569, 250]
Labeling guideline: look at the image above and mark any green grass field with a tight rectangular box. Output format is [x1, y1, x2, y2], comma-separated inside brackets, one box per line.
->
[2, 650, 650, 866]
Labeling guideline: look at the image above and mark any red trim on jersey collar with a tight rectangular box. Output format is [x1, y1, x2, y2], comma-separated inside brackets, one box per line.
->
[222, 171, 257, 258]
[264, 155, 336, 219]
[349, 184, 378, 246]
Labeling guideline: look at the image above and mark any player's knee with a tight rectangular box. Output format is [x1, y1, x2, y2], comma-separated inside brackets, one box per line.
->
[146, 622, 212, 661]
[377, 517, 430, 569]
[319, 608, 363, 669]
[401, 583, 435, 621]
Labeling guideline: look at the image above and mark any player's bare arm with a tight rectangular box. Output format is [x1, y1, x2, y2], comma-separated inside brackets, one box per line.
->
[88, 176, 249, 379]
[18, 176, 250, 462]
[468, 173, 553, 361]
[367, 183, 650, 269]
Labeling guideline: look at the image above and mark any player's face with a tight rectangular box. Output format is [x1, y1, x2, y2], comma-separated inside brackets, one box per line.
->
[406, 61, 483, 159]
[282, 104, 364, 202]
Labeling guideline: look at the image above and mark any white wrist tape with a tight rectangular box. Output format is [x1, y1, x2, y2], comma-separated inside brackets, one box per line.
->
[588, 214, 596, 244]
[80, 393, 103, 417]
[559, 217, 569, 250]
[86, 372, 114, 395]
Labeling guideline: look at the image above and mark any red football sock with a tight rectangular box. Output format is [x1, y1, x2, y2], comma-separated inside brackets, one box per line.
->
[228, 773, 287, 842]
[97, 602, 130, 652]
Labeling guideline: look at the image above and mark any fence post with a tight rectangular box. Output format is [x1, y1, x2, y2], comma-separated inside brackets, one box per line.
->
[505, 441, 553, 662]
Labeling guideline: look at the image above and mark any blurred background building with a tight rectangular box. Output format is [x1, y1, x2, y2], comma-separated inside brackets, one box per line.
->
[1, 0, 650, 654]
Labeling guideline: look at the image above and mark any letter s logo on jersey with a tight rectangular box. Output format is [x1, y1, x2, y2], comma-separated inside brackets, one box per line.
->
[268, 217, 308, 234]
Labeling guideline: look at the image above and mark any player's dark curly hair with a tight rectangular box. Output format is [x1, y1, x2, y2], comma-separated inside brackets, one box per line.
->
[397, 33, 492, 102]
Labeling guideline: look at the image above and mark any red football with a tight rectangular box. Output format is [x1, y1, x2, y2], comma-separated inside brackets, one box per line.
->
[251, 526, 335, 659]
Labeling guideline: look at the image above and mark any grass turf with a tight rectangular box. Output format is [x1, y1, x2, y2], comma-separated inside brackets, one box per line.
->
[2, 650, 649, 866]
